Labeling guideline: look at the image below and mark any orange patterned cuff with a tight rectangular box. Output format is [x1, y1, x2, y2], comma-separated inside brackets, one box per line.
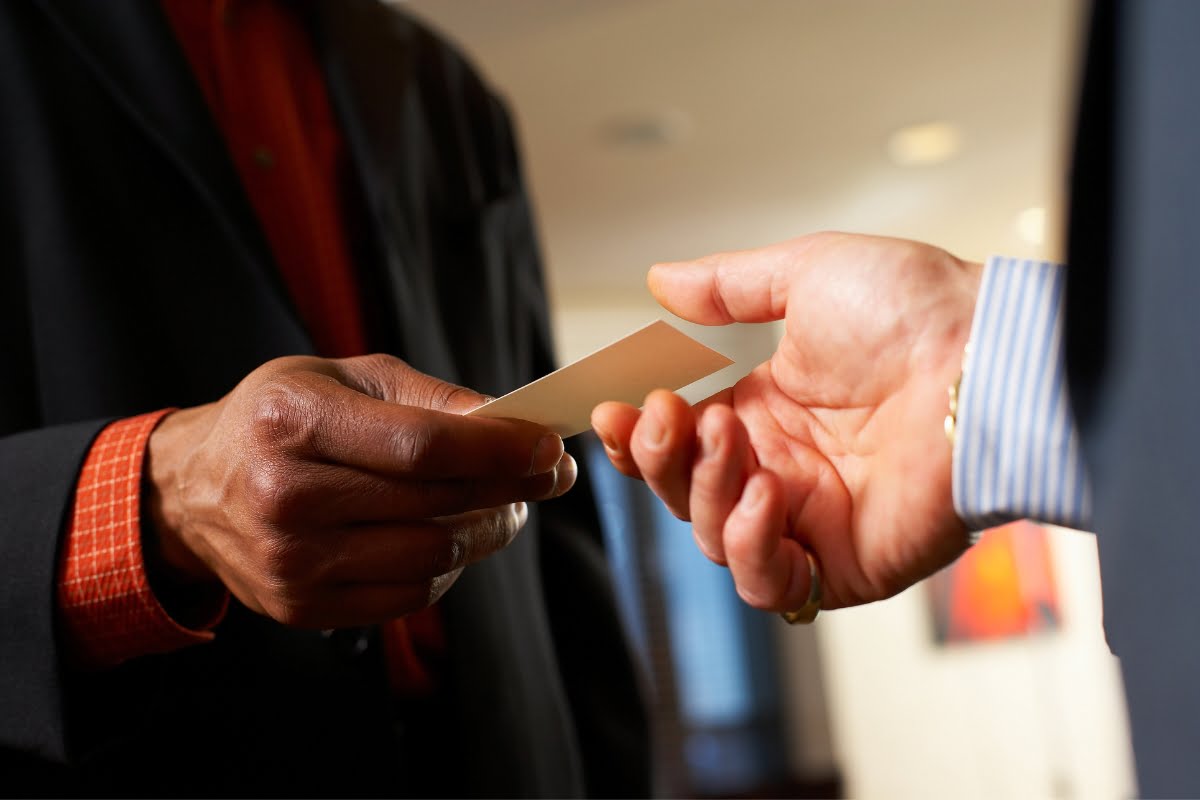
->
[57, 410, 229, 670]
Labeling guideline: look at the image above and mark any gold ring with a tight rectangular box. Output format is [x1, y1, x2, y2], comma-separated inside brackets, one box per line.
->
[780, 548, 822, 625]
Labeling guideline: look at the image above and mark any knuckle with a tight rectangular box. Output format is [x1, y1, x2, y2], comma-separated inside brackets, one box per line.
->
[239, 530, 331, 629]
[352, 353, 408, 396]
[243, 463, 302, 522]
[482, 513, 511, 554]
[690, 478, 720, 509]
[485, 505, 523, 552]
[428, 383, 475, 412]
[710, 265, 739, 324]
[251, 380, 322, 452]
[256, 536, 296, 584]
[251, 385, 301, 437]
[357, 354, 461, 411]
[256, 534, 321, 594]
[393, 423, 440, 473]
[398, 370, 471, 412]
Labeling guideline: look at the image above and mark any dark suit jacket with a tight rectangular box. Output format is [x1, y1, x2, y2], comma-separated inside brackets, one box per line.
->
[0, 1, 649, 796]
[1068, 0, 1200, 794]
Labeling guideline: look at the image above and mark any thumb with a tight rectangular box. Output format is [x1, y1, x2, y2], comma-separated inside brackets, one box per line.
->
[333, 354, 491, 412]
[648, 240, 802, 325]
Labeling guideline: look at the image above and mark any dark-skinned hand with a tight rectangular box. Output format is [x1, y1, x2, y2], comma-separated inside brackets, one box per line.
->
[146, 354, 574, 628]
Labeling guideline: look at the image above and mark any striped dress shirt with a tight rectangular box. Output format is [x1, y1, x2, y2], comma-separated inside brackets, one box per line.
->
[952, 256, 1093, 533]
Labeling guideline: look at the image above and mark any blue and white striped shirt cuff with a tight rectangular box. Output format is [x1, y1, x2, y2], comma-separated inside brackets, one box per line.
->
[952, 256, 1092, 533]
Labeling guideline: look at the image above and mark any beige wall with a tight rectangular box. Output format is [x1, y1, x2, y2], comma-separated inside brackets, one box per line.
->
[815, 527, 1133, 798]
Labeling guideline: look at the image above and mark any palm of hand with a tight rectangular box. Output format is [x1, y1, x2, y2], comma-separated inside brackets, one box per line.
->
[727, 320, 965, 607]
[590, 233, 984, 611]
[718, 237, 980, 606]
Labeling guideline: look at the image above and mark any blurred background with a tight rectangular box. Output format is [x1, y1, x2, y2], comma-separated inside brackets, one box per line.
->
[403, 1, 1133, 797]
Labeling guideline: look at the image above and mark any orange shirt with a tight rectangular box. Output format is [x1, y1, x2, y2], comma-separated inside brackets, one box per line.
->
[161, 0, 367, 358]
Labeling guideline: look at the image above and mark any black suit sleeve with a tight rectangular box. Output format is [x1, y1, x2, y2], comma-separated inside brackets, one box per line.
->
[0, 419, 110, 765]
[0, 8, 115, 759]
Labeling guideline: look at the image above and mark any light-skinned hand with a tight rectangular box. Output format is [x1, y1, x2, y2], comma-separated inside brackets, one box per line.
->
[592, 232, 981, 613]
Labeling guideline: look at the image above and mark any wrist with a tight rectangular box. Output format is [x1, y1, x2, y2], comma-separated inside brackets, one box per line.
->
[145, 405, 218, 585]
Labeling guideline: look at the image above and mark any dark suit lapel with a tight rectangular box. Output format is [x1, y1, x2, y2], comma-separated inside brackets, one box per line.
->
[33, 0, 292, 311]
[309, 0, 457, 377]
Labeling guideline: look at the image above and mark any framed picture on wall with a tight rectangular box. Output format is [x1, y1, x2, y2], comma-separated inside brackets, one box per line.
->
[926, 519, 1061, 645]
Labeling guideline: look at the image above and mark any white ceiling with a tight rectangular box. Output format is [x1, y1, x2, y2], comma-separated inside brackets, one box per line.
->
[402, 0, 1085, 310]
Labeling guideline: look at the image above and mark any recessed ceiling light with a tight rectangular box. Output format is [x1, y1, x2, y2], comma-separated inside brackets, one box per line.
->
[886, 121, 962, 166]
[1015, 206, 1047, 245]
[601, 108, 692, 150]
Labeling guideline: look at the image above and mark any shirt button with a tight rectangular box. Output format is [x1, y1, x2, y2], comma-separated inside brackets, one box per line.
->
[253, 146, 276, 169]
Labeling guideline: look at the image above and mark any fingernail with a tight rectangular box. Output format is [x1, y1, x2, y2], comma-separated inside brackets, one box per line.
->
[740, 477, 764, 512]
[555, 454, 578, 495]
[641, 412, 667, 450]
[647, 262, 673, 285]
[455, 394, 497, 414]
[597, 430, 619, 454]
[515, 501, 529, 527]
[737, 584, 768, 608]
[531, 434, 564, 475]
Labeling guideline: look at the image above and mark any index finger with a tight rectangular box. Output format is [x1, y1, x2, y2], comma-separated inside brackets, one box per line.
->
[591, 401, 644, 479]
[270, 376, 564, 480]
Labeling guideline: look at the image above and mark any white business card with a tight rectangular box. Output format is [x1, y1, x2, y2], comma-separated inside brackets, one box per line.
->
[467, 320, 733, 437]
